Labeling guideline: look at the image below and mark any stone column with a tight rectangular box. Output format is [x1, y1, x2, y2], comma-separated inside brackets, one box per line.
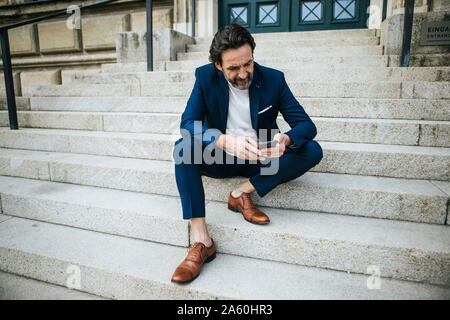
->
[369, 0, 384, 29]
[198, 0, 218, 37]
[174, 0, 198, 36]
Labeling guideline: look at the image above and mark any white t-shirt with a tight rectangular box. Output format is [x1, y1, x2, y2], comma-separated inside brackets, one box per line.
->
[225, 80, 257, 141]
[223, 81, 257, 157]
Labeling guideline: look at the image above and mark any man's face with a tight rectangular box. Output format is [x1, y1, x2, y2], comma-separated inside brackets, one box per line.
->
[214, 43, 254, 90]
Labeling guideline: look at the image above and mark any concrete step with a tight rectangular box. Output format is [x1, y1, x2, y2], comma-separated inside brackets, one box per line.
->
[0, 176, 188, 247]
[0, 147, 447, 224]
[1, 217, 449, 299]
[25, 97, 450, 121]
[0, 176, 449, 286]
[24, 81, 450, 99]
[177, 46, 384, 61]
[62, 67, 450, 84]
[0, 127, 448, 180]
[194, 29, 378, 44]
[409, 53, 450, 67]
[102, 56, 391, 73]
[23, 84, 140, 97]
[187, 37, 380, 52]
[0, 97, 30, 110]
[308, 117, 450, 148]
[28, 96, 189, 113]
[0, 270, 106, 300]
[2, 111, 449, 148]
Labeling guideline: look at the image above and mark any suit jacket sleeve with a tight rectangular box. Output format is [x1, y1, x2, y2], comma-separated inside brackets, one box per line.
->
[180, 67, 223, 151]
[278, 72, 317, 151]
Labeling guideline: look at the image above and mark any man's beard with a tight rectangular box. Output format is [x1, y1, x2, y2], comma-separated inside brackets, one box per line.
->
[227, 72, 253, 90]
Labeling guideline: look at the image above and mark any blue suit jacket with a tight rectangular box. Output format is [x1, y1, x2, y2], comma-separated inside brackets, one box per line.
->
[180, 61, 317, 152]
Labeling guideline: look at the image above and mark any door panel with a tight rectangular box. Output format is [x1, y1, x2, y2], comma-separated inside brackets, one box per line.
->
[219, 0, 370, 33]
[221, 0, 289, 33]
[291, 0, 369, 31]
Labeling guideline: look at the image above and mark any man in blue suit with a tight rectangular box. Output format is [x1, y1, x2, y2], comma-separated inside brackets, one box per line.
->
[171, 24, 323, 283]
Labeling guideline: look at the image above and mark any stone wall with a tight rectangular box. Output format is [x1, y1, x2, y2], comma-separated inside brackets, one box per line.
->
[380, 0, 450, 66]
[431, 0, 450, 12]
[115, 29, 194, 69]
[0, 0, 174, 72]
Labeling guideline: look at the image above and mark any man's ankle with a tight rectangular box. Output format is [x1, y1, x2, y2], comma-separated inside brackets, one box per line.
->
[231, 190, 243, 198]
[194, 236, 213, 248]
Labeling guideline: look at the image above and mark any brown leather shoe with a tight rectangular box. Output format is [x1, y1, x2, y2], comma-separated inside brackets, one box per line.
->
[171, 240, 216, 283]
[228, 192, 270, 225]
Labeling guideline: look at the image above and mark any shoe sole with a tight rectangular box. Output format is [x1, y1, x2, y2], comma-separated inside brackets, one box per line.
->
[227, 203, 270, 225]
[171, 252, 217, 284]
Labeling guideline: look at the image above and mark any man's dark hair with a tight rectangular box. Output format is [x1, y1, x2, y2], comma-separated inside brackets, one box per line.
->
[208, 24, 256, 66]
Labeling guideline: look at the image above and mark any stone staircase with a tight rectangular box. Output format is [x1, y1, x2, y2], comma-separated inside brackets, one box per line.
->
[0, 28, 449, 299]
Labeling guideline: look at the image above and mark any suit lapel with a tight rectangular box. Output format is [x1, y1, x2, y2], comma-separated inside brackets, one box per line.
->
[217, 71, 229, 133]
[249, 65, 261, 135]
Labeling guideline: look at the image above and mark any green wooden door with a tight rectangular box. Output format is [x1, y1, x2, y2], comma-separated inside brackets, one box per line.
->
[219, 0, 370, 33]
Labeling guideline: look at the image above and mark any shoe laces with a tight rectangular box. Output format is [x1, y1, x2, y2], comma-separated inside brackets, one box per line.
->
[242, 192, 253, 207]
[188, 243, 204, 261]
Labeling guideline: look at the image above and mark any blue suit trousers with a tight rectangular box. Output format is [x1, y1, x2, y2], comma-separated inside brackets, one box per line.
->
[173, 137, 323, 220]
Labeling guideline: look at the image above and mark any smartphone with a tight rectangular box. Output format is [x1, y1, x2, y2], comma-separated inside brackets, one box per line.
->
[258, 140, 278, 149]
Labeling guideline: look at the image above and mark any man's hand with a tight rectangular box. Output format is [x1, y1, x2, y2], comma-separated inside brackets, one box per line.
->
[259, 133, 292, 158]
[215, 134, 266, 161]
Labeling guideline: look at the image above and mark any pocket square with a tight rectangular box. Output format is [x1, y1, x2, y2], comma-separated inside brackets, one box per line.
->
[258, 105, 273, 114]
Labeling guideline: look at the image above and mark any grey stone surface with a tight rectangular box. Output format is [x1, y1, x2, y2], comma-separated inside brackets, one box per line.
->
[409, 54, 450, 67]
[116, 29, 195, 67]
[0, 214, 11, 223]
[195, 29, 377, 44]
[0, 271, 106, 300]
[25, 84, 140, 97]
[202, 201, 450, 285]
[3, 111, 448, 149]
[29, 81, 449, 99]
[381, 11, 450, 60]
[188, 37, 379, 52]
[0, 217, 449, 299]
[401, 82, 450, 99]
[0, 127, 448, 181]
[29, 96, 188, 113]
[300, 98, 450, 121]
[104, 55, 390, 73]
[26, 96, 449, 121]
[0, 147, 446, 224]
[177, 45, 383, 61]
[65, 67, 450, 84]
[1, 175, 447, 284]
[13, 111, 104, 131]
[315, 141, 449, 180]
[0, 175, 188, 247]
[116, 31, 148, 64]
[308, 118, 450, 147]
[430, 180, 450, 225]
[1, 25, 449, 299]
[0, 97, 30, 111]
[419, 121, 450, 147]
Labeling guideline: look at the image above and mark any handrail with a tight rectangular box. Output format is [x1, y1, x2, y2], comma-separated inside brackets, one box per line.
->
[400, 0, 414, 67]
[1, 0, 154, 130]
[382, 0, 387, 22]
